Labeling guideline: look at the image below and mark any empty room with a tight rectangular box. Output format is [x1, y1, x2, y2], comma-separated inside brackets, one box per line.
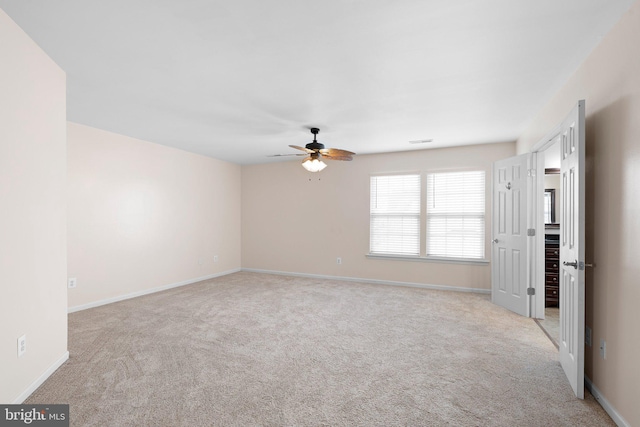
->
[1, 1, 639, 426]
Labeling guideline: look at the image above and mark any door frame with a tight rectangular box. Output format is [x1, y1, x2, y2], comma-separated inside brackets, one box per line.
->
[530, 138, 557, 319]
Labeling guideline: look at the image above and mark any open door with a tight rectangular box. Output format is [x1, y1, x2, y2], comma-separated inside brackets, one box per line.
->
[493, 101, 585, 399]
[491, 153, 531, 317]
[558, 101, 586, 398]
[531, 100, 586, 399]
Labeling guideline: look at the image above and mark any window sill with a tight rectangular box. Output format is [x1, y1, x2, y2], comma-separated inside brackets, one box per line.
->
[366, 253, 489, 265]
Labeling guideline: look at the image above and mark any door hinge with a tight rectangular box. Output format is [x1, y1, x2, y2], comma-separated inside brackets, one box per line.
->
[528, 169, 536, 177]
[527, 288, 535, 296]
[527, 228, 536, 237]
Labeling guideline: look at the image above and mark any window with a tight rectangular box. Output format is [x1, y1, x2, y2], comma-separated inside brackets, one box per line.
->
[369, 171, 487, 262]
[370, 174, 420, 256]
[426, 171, 485, 259]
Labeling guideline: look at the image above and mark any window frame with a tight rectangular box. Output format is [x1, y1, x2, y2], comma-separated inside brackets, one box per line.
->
[367, 168, 489, 265]
[369, 173, 422, 257]
[425, 170, 486, 260]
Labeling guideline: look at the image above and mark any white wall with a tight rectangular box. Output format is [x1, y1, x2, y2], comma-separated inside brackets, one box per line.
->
[516, 2, 640, 425]
[67, 123, 242, 310]
[242, 142, 515, 291]
[0, 9, 68, 403]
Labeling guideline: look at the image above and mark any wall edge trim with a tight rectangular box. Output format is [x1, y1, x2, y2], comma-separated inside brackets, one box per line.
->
[68, 268, 241, 313]
[585, 376, 630, 427]
[13, 351, 69, 404]
[241, 268, 490, 294]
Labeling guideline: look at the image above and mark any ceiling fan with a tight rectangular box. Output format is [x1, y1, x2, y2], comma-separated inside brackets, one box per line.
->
[271, 128, 355, 172]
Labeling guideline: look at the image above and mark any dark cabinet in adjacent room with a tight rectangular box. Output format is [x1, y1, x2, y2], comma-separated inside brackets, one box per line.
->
[545, 232, 560, 307]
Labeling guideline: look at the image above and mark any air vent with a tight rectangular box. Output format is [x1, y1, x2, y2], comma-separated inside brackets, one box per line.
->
[409, 139, 433, 144]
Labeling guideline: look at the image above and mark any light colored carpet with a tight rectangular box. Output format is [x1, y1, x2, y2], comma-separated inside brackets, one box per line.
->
[536, 307, 560, 349]
[27, 272, 613, 426]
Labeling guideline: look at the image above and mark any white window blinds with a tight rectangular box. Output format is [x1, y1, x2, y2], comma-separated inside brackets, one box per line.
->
[370, 174, 420, 256]
[426, 171, 485, 259]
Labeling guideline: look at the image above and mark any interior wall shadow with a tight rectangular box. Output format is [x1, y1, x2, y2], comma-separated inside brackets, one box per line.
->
[583, 95, 630, 377]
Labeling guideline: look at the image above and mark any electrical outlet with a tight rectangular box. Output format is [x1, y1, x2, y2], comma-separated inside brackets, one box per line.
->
[214, 255, 219, 263]
[18, 335, 26, 357]
[336, 257, 342, 265]
[585, 326, 592, 347]
[68, 278, 77, 288]
[600, 339, 606, 359]
[198, 258, 203, 265]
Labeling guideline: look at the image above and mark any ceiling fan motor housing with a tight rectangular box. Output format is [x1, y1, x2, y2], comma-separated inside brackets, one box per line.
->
[306, 127, 325, 150]
[306, 141, 325, 150]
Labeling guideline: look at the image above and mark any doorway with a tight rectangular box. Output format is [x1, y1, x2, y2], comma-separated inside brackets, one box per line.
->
[535, 141, 561, 348]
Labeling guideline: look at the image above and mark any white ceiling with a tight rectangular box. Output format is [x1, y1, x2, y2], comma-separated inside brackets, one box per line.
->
[0, 0, 634, 164]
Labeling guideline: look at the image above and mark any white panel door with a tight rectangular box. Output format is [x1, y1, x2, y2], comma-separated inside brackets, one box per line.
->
[492, 153, 530, 317]
[559, 101, 586, 398]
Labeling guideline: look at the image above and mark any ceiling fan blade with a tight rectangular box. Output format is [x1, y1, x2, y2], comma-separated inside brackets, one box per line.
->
[322, 154, 353, 161]
[267, 153, 307, 157]
[319, 148, 355, 157]
[289, 145, 314, 153]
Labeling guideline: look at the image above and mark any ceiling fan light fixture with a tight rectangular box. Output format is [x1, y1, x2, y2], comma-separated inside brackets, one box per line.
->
[302, 155, 327, 172]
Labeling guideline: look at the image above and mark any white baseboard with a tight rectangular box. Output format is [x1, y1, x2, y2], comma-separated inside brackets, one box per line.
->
[68, 268, 241, 313]
[585, 376, 630, 427]
[13, 351, 69, 404]
[241, 268, 491, 294]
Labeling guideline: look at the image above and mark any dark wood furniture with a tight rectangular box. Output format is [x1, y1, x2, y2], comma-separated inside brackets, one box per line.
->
[545, 233, 560, 307]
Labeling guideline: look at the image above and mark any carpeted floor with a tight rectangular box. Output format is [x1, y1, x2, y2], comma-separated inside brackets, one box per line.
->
[536, 307, 560, 349]
[27, 272, 613, 426]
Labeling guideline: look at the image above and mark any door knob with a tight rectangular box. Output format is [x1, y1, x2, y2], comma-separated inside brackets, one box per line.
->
[563, 260, 578, 269]
[492, 239, 499, 244]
